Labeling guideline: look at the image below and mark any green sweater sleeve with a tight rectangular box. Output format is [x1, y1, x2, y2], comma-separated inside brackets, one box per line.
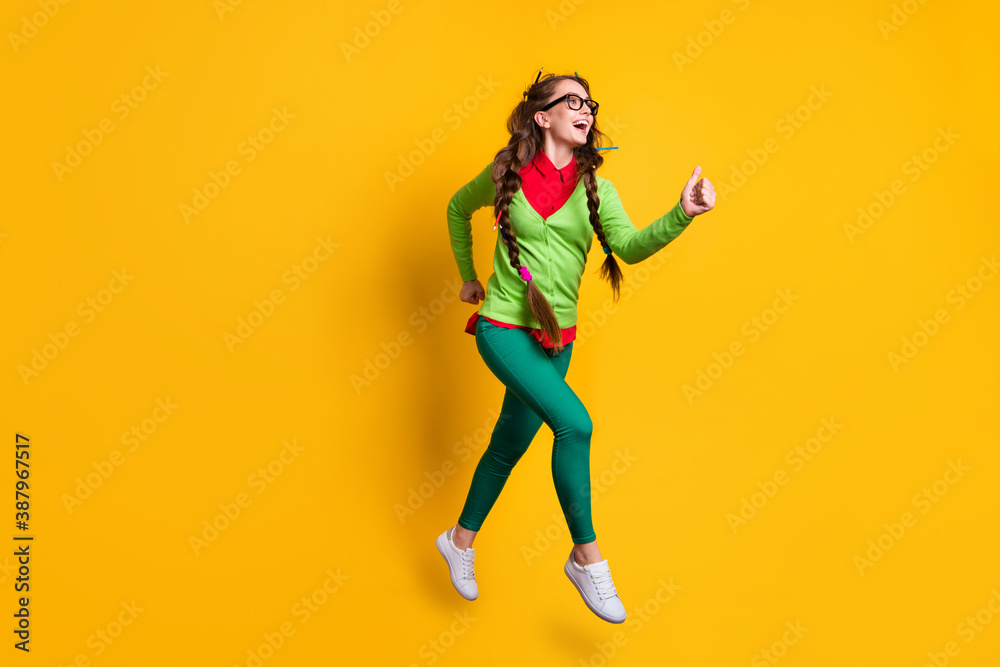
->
[446, 161, 496, 282]
[598, 181, 694, 265]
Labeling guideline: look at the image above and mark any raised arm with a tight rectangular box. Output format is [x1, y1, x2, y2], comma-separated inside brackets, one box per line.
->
[597, 181, 694, 265]
[598, 166, 715, 264]
[446, 161, 496, 282]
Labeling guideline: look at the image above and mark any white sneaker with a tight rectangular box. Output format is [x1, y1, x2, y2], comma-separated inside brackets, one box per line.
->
[564, 548, 626, 623]
[435, 526, 478, 600]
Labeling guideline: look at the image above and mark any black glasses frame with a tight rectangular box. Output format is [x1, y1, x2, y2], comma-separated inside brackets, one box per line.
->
[540, 93, 599, 117]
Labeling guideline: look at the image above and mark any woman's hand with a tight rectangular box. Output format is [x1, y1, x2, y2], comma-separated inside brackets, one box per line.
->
[461, 280, 486, 305]
[679, 165, 716, 218]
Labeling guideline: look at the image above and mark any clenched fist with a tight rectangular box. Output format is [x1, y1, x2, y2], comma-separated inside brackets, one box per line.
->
[461, 280, 486, 305]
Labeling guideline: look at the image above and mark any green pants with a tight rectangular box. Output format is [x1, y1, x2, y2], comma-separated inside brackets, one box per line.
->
[458, 315, 596, 544]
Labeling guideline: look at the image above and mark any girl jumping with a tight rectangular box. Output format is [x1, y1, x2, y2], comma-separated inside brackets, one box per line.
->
[437, 69, 715, 623]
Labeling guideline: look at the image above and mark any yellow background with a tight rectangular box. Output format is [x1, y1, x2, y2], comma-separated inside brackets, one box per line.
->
[2, 0, 998, 664]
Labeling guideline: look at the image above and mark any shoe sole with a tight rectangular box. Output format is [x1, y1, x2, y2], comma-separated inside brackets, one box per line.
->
[436, 533, 478, 601]
[564, 560, 625, 623]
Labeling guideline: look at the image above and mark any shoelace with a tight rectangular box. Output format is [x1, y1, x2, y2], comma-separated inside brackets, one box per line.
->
[587, 562, 617, 602]
[461, 549, 475, 581]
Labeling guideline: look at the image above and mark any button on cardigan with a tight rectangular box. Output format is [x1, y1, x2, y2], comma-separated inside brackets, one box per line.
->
[446, 154, 694, 339]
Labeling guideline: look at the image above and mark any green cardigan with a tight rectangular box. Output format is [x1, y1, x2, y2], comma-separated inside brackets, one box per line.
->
[446, 161, 694, 329]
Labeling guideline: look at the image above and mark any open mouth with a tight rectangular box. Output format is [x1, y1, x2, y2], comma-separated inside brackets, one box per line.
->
[572, 120, 589, 134]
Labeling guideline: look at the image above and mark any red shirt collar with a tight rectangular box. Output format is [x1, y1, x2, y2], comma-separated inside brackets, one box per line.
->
[520, 149, 577, 184]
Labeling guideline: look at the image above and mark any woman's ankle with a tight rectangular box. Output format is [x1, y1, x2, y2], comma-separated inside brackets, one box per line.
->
[453, 524, 476, 550]
[573, 541, 603, 566]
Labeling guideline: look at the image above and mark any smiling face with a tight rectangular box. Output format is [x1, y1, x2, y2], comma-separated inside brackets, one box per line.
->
[533, 79, 594, 148]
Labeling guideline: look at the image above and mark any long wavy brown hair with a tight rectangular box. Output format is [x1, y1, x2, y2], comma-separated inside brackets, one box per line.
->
[491, 72, 622, 354]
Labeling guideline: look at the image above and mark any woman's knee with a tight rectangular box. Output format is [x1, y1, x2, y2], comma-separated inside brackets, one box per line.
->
[558, 410, 593, 444]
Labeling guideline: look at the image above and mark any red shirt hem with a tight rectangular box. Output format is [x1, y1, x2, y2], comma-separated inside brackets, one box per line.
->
[465, 311, 576, 349]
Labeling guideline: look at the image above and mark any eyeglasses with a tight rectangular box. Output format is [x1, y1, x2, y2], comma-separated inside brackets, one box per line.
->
[540, 93, 599, 117]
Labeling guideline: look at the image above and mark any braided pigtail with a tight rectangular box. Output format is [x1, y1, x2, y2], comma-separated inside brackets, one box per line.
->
[492, 155, 564, 354]
[581, 168, 623, 302]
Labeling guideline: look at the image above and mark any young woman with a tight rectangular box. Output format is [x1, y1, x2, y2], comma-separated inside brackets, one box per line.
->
[437, 70, 715, 623]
